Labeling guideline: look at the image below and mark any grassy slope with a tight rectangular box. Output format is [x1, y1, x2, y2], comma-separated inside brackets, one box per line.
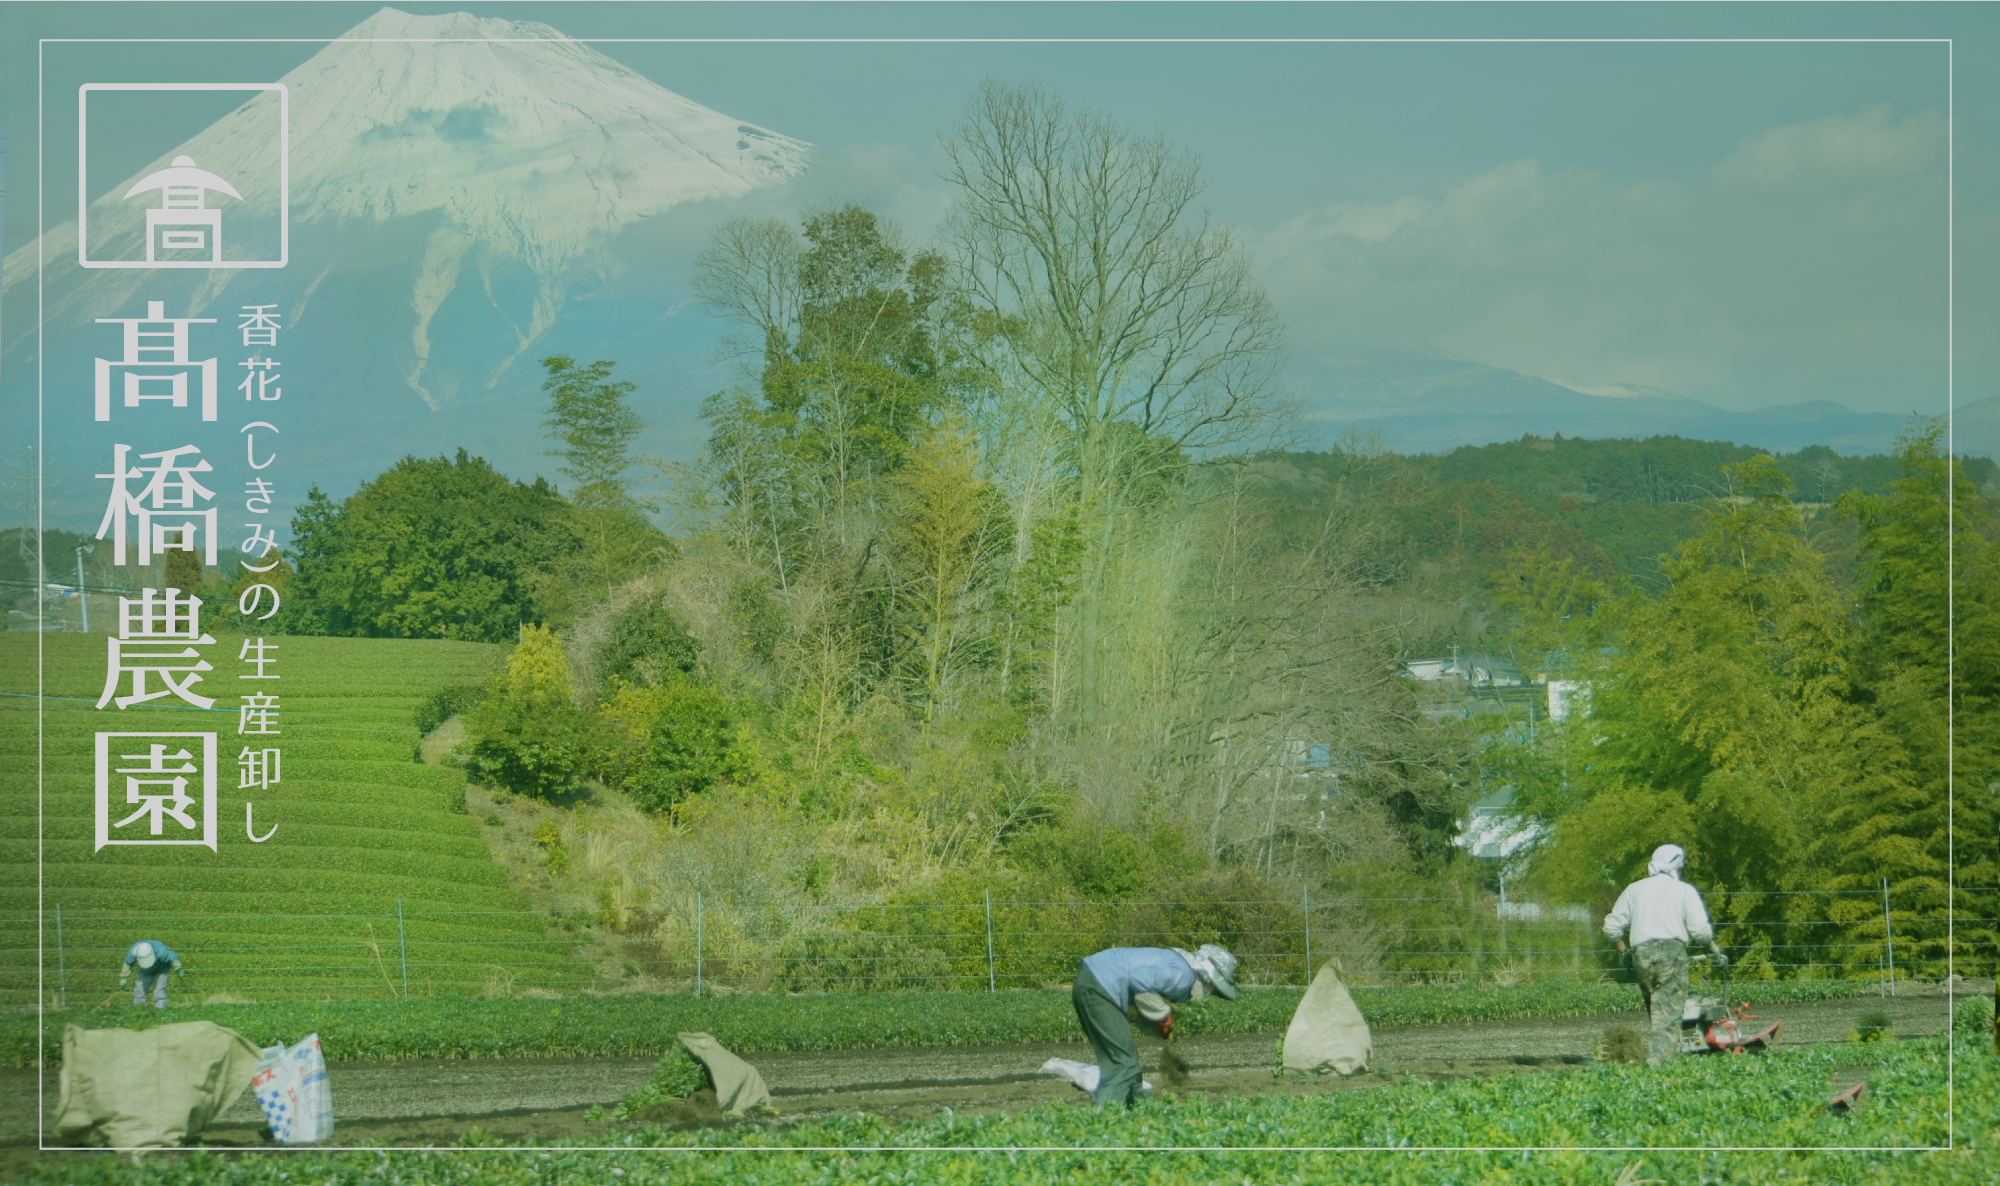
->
[0, 631, 586, 1005]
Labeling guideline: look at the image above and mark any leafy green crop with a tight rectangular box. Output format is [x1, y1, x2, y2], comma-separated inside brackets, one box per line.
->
[612, 1043, 707, 1119]
[3, 978, 1877, 1070]
[7, 1034, 1989, 1183]
[1955, 994, 1995, 1037]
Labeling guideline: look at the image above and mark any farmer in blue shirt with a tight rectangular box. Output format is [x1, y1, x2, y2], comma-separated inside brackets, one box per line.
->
[1072, 944, 1239, 1107]
[119, 941, 183, 1009]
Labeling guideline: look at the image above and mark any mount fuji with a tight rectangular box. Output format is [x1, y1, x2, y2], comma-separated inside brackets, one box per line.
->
[1288, 348, 1933, 459]
[6, 7, 812, 527]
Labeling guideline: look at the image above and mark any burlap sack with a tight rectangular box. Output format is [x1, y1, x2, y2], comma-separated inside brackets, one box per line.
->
[1282, 960, 1372, 1075]
[676, 1032, 772, 1113]
[55, 1021, 263, 1147]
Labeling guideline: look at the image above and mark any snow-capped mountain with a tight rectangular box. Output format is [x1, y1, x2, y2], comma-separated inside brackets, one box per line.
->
[1291, 349, 1926, 457]
[1547, 380, 1688, 403]
[9, 6, 809, 404]
[7, 7, 813, 530]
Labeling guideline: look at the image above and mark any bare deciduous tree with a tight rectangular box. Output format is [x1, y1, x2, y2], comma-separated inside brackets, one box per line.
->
[941, 80, 1287, 493]
[941, 80, 1289, 728]
[690, 217, 801, 363]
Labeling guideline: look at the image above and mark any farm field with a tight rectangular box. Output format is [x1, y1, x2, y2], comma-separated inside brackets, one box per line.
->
[0, 631, 585, 1005]
[6, 1029, 1990, 1184]
[0, 975, 1890, 1068]
[2, 986, 1951, 1139]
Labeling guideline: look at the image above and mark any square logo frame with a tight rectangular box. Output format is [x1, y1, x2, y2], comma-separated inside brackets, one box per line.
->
[77, 82, 289, 269]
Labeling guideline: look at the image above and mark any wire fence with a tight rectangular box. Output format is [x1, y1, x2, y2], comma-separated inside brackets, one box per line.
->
[6, 882, 1986, 1008]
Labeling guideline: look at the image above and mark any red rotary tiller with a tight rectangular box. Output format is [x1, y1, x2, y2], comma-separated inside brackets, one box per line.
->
[1681, 955, 1782, 1055]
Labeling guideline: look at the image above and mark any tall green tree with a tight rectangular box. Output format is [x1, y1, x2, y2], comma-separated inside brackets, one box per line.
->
[539, 356, 673, 610]
[1952, 495, 2000, 977]
[691, 204, 968, 718]
[541, 356, 645, 508]
[287, 450, 578, 642]
[693, 204, 961, 549]
[1520, 456, 1858, 968]
[1833, 417, 1993, 974]
[887, 417, 1006, 720]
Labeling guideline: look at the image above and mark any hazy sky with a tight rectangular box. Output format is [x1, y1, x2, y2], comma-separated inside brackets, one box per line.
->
[5, 2, 1992, 419]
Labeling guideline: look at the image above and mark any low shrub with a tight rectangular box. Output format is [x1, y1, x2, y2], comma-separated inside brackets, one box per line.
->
[598, 678, 754, 813]
[1953, 993, 1994, 1037]
[464, 625, 598, 799]
[594, 598, 701, 692]
[413, 683, 486, 734]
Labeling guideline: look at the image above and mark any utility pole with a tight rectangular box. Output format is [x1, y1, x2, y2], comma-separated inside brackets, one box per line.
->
[76, 545, 93, 632]
[984, 889, 996, 993]
[1881, 879, 1896, 998]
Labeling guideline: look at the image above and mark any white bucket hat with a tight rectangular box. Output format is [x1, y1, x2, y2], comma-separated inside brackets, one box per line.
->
[132, 942, 156, 969]
[1198, 944, 1240, 999]
[1176, 944, 1239, 1000]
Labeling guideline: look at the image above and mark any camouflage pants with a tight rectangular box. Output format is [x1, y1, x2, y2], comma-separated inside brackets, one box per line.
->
[1632, 939, 1689, 1063]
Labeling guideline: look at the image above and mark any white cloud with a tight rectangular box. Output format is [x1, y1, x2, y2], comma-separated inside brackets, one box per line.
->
[1254, 108, 1951, 411]
[1267, 194, 1433, 245]
[1709, 106, 1943, 190]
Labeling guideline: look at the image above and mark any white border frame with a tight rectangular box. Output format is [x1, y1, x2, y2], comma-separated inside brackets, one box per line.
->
[31, 27, 1960, 1160]
[76, 82, 289, 269]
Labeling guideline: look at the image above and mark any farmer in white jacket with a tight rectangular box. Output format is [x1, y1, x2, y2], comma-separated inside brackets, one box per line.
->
[1602, 844, 1728, 1062]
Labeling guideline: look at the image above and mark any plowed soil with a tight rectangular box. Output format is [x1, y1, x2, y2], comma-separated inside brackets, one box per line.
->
[1, 988, 1958, 1157]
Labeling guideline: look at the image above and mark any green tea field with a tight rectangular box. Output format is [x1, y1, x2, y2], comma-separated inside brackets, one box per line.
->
[0, 630, 586, 1005]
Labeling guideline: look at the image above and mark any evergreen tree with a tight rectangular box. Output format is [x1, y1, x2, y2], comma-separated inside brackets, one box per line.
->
[1522, 456, 1856, 971]
[286, 451, 579, 641]
[162, 547, 204, 596]
[541, 356, 644, 509]
[691, 204, 966, 705]
[1833, 418, 1992, 975]
[539, 356, 674, 611]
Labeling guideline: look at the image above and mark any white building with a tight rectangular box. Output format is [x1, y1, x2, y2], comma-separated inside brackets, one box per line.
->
[1458, 786, 1545, 861]
[1547, 680, 1590, 721]
[1402, 653, 1526, 687]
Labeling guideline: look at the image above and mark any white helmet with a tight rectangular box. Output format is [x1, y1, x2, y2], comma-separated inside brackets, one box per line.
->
[132, 942, 156, 969]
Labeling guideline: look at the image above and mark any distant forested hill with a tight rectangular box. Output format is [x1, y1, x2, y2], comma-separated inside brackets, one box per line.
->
[1417, 435, 1943, 509]
[1240, 434, 1995, 589]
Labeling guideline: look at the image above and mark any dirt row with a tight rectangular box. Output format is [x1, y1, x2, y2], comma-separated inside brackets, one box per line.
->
[1, 989, 1954, 1153]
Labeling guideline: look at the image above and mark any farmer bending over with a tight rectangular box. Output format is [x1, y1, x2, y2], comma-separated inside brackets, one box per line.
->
[1072, 944, 1239, 1107]
[1602, 844, 1726, 1062]
[119, 941, 183, 1010]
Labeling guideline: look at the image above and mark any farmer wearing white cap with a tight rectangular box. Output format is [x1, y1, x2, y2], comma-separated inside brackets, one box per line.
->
[1602, 845, 1726, 1062]
[119, 941, 183, 1009]
[1072, 944, 1239, 1107]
